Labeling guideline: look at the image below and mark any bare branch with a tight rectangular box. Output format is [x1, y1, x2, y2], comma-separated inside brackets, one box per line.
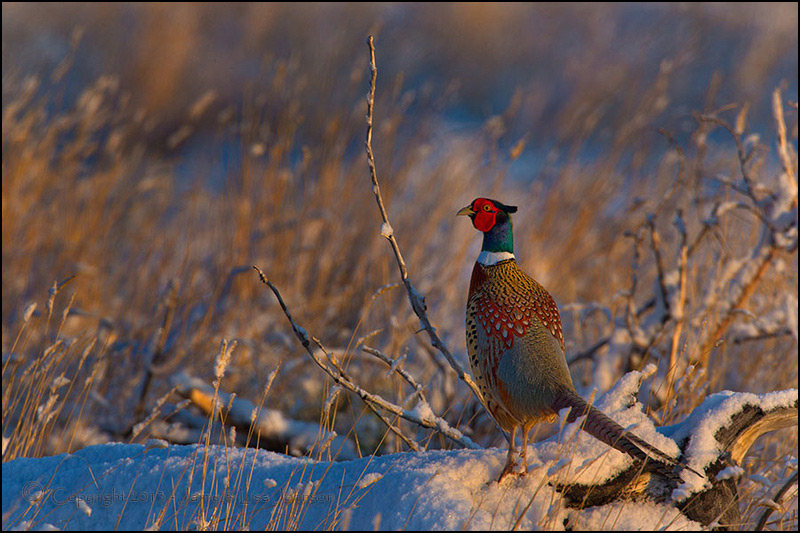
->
[254, 266, 480, 450]
[363, 36, 485, 405]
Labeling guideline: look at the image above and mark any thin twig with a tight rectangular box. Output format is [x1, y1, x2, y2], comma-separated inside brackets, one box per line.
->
[363, 36, 484, 404]
[697, 114, 760, 208]
[754, 471, 798, 531]
[623, 230, 645, 349]
[772, 89, 797, 202]
[647, 215, 671, 317]
[696, 227, 777, 365]
[663, 210, 688, 424]
[361, 346, 426, 403]
[567, 337, 610, 366]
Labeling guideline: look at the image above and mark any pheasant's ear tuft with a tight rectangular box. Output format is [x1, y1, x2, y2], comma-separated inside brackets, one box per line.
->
[488, 199, 517, 214]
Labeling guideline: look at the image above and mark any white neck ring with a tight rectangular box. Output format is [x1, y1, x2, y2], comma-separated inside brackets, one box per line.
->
[477, 250, 515, 266]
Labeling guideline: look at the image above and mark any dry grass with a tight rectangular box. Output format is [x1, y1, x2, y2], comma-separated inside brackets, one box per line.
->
[2, 3, 797, 530]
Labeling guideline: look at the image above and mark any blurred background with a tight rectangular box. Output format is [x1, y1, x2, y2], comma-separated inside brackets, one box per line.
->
[3, 3, 797, 188]
[2, 1, 797, 490]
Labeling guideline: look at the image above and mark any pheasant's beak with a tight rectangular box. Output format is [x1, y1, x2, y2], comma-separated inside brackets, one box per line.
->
[457, 205, 476, 217]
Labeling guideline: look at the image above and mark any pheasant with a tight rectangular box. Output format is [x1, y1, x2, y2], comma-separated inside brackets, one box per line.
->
[458, 197, 686, 482]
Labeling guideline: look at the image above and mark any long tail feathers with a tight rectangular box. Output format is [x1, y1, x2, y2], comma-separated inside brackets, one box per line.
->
[552, 389, 701, 482]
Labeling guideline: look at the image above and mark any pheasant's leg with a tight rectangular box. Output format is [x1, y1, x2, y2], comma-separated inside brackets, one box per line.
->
[521, 424, 531, 475]
[498, 425, 518, 482]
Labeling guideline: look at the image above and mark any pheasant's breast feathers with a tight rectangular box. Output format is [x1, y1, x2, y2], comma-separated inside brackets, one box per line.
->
[468, 260, 564, 352]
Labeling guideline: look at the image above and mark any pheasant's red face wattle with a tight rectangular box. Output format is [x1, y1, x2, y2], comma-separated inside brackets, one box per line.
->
[471, 198, 499, 232]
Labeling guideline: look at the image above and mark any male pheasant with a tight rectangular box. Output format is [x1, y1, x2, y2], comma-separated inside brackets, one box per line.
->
[458, 197, 686, 482]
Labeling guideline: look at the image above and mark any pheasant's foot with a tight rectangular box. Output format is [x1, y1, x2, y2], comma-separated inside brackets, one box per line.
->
[497, 460, 528, 482]
[497, 460, 518, 483]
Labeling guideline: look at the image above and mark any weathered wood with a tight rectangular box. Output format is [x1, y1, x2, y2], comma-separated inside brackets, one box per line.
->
[557, 396, 797, 529]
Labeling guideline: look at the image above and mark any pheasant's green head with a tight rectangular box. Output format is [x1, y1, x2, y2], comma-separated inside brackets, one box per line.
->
[457, 198, 517, 255]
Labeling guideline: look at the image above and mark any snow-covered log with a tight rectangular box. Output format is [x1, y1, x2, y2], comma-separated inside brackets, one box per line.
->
[168, 371, 356, 460]
[553, 381, 797, 529]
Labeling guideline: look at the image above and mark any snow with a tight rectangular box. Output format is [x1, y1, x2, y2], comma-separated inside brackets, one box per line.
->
[1, 444, 549, 530]
[3, 384, 796, 530]
[408, 399, 437, 426]
[357, 472, 383, 489]
[570, 501, 701, 530]
[144, 439, 169, 450]
[0, 443, 693, 531]
[663, 388, 798, 500]
[714, 465, 745, 481]
[75, 497, 92, 517]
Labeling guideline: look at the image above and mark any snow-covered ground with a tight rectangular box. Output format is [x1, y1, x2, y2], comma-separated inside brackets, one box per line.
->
[3, 374, 795, 531]
[2, 442, 701, 531]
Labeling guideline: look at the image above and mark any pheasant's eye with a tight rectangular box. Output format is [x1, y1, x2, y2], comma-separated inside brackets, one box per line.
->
[483, 204, 492, 211]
